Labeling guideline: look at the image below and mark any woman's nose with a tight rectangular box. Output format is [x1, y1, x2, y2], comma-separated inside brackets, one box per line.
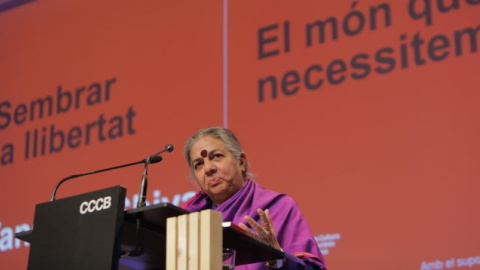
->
[204, 159, 217, 175]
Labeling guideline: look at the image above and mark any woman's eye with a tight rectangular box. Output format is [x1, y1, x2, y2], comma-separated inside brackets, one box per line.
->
[194, 162, 203, 169]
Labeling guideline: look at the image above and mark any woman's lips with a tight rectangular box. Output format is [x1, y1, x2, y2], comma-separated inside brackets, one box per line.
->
[208, 177, 221, 187]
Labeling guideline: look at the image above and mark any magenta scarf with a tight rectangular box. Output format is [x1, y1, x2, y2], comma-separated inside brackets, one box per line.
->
[183, 179, 326, 270]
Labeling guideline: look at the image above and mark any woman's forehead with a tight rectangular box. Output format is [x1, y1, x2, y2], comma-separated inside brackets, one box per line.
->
[191, 136, 226, 155]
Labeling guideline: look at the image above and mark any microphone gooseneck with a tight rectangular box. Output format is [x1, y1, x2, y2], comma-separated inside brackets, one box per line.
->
[50, 144, 174, 202]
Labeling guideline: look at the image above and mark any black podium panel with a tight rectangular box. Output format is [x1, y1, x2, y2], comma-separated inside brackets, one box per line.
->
[27, 186, 126, 270]
[222, 222, 284, 265]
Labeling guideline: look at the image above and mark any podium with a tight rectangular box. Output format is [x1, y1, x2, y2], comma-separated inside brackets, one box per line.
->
[16, 186, 283, 269]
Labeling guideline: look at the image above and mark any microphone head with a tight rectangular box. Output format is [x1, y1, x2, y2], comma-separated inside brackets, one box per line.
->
[165, 144, 174, 153]
[149, 155, 163, 164]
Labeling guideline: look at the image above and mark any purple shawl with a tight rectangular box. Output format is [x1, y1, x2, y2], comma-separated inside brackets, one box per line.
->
[183, 179, 326, 270]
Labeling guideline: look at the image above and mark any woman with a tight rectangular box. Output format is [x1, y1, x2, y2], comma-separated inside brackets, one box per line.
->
[183, 127, 326, 270]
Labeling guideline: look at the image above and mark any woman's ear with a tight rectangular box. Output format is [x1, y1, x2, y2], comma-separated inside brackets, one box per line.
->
[239, 153, 247, 168]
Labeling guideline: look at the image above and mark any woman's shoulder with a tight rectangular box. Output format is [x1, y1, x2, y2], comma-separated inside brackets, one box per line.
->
[253, 181, 300, 209]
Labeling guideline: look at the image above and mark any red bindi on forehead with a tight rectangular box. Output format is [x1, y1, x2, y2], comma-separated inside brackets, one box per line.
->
[200, 149, 208, 157]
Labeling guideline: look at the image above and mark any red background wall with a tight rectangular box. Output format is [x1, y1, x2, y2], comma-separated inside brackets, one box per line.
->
[1, 0, 479, 269]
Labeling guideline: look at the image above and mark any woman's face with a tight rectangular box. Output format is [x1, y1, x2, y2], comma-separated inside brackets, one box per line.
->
[189, 136, 246, 206]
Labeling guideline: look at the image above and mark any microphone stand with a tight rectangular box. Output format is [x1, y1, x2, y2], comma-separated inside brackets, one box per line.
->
[136, 157, 150, 209]
[132, 156, 158, 256]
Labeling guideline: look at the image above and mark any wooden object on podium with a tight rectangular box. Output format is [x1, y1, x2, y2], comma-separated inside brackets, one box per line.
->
[167, 210, 222, 270]
[178, 214, 188, 268]
[188, 212, 200, 269]
[200, 210, 222, 270]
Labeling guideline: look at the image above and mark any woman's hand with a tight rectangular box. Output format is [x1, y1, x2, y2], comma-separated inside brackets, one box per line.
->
[239, 208, 282, 251]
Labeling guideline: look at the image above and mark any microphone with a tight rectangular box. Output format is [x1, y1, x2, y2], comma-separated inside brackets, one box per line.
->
[149, 144, 174, 160]
[50, 144, 174, 202]
[136, 144, 174, 208]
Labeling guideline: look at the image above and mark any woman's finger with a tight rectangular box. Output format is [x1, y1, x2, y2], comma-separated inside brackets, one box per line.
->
[257, 208, 271, 231]
[265, 209, 276, 234]
[238, 223, 257, 238]
[244, 215, 264, 235]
